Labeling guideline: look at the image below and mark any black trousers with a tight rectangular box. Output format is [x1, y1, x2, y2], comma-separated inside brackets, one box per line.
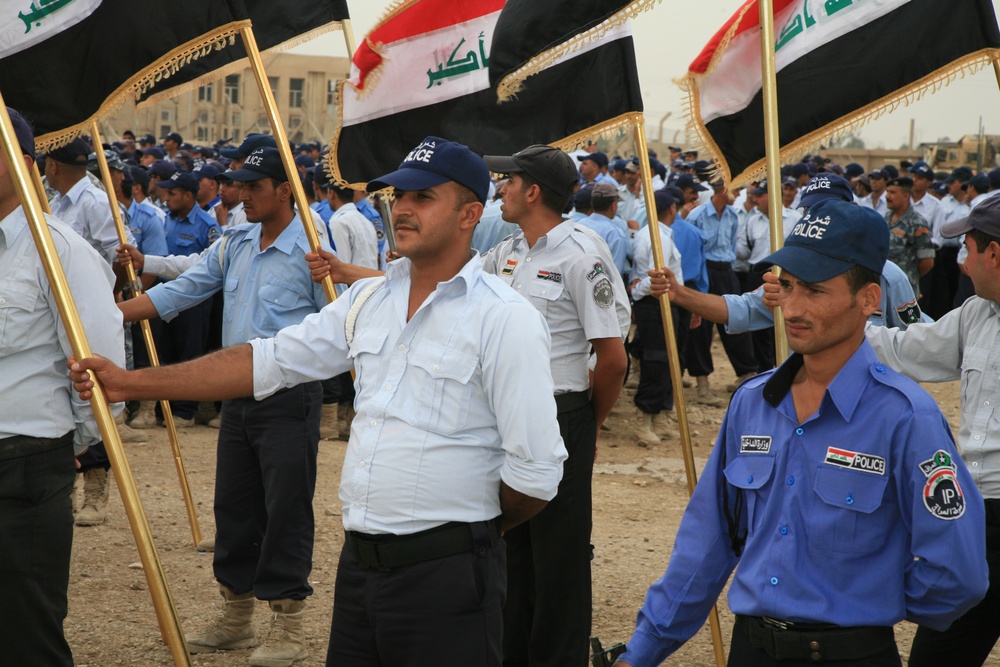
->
[0, 434, 75, 667]
[322, 372, 356, 406]
[503, 400, 596, 667]
[130, 317, 162, 370]
[908, 498, 1000, 666]
[729, 621, 901, 666]
[633, 296, 681, 414]
[326, 525, 506, 666]
[213, 382, 321, 600]
[686, 262, 758, 377]
[919, 246, 960, 321]
[157, 298, 214, 420]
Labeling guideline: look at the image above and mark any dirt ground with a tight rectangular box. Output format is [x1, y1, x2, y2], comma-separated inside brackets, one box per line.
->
[66, 339, 997, 667]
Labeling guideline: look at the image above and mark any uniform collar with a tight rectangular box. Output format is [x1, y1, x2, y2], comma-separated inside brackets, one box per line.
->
[235, 216, 303, 256]
[332, 201, 358, 217]
[762, 341, 874, 422]
[384, 251, 483, 302]
[0, 205, 27, 249]
[64, 175, 90, 204]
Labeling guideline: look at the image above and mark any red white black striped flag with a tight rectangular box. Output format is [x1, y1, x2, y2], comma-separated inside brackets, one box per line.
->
[329, 0, 646, 187]
[683, 0, 1000, 186]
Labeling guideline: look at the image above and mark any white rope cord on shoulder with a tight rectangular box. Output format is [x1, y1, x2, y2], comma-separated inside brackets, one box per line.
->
[345, 277, 386, 347]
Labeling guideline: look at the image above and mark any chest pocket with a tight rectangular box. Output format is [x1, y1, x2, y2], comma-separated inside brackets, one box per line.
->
[809, 466, 890, 556]
[0, 278, 42, 356]
[222, 275, 240, 323]
[723, 455, 775, 533]
[348, 327, 389, 392]
[409, 339, 479, 435]
[960, 348, 988, 415]
[527, 280, 564, 318]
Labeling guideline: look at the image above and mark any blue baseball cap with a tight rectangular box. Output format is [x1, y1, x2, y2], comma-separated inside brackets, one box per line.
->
[573, 184, 594, 209]
[148, 159, 177, 180]
[753, 199, 888, 281]
[222, 147, 288, 182]
[193, 163, 222, 181]
[155, 171, 199, 193]
[844, 163, 865, 179]
[6, 108, 34, 160]
[799, 174, 854, 208]
[577, 151, 609, 169]
[653, 188, 676, 217]
[909, 163, 935, 180]
[676, 174, 708, 192]
[367, 136, 490, 204]
[139, 146, 165, 160]
[138, 133, 156, 146]
[219, 133, 276, 159]
[161, 131, 182, 144]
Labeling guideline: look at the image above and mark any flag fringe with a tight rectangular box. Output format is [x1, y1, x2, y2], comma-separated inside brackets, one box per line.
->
[495, 0, 661, 103]
[681, 48, 1000, 188]
[137, 21, 346, 109]
[35, 21, 251, 152]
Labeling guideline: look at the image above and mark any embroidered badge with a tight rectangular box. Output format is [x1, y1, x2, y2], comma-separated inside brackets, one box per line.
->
[895, 300, 921, 325]
[586, 261, 606, 282]
[740, 435, 771, 454]
[501, 259, 518, 275]
[919, 450, 966, 520]
[825, 447, 886, 475]
[179, 233, 196, 241]
[207, 226, 222, 243]
[535, 270, 563, 284]
[592, 277, 614, 308]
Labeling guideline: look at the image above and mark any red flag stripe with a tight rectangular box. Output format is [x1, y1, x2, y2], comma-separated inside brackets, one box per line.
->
[688, 0, 798, 75]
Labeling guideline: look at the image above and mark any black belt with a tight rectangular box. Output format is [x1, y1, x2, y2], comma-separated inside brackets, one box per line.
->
[0, 432, 73, 462]
[706, 260, 733, 270]
[554, 390, 590, 415]
[345, 519, 499, 572]
[735, 615, 894, 662]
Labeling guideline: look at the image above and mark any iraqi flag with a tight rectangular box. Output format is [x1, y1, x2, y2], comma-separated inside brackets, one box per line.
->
[684, 0, 1000, 186]
[139, 0, 350, 106]
[329, 0, 643, 187]
[0, 0, 247, 150]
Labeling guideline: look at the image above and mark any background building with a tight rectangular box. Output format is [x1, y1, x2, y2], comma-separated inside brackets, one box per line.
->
[105, 53, 350, 146]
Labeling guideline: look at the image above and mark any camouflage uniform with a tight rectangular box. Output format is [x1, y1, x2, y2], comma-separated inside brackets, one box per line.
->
[885, 206, 934, 296]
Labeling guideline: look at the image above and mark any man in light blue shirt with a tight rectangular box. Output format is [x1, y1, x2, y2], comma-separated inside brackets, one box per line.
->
[577, 181, 630, 278]
[118, 148, 329, 665]
[1, 108, 125, 666]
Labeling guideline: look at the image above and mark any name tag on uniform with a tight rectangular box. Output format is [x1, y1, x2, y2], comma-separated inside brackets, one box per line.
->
[740, 435, 771, 453]
[825, 447, 885, 475]
[179, 233, 195, 241]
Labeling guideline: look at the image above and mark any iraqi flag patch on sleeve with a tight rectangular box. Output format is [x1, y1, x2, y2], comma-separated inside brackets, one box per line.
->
[919, 450, 966, 520]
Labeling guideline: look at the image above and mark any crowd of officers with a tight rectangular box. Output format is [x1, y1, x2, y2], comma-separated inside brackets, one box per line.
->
[6, 108, 1000, 667]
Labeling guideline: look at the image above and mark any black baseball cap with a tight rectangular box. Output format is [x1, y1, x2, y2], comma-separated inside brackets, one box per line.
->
[484, 145, 579, 196]
[46, 138, 90, 166]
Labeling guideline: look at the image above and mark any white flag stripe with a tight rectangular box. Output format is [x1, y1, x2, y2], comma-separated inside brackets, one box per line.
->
[0, 0, 102, 59]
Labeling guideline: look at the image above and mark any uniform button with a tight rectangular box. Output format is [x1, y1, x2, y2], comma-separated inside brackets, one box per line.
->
[846, 495, 854, 505]
[541, 289, 546, 295]
[353, 502, 362, 509]
[398, 344, 406, 351]
[747, 475, 753, 484]
[810, 652, 822, 662]
[795, 427, 804, 435]
[986, 401, 991, 406]
[433, 364, 440, 371]
[516, 283, 522, 289]
[770, 577, 779, 585]
[973, 461, 980, 467]
[787, 476, 794, 486]
[384, 383, 392, 391]
[809, 641, 820, 650]
[369, 420, 377, 426]
[526, 257, 532, 262]
[358, 460, 366, 468]
[875, 365, 885, 373]
[975, 435, 982, 440]
[779, 526, 788, 535]
[0, 298, 5, 305]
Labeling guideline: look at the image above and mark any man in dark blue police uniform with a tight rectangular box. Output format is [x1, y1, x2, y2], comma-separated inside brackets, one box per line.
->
[614, 199, 989, 667]
[154, 171, 222, 425]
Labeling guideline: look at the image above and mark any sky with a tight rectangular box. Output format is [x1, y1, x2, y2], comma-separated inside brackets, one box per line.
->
[291, 1, 1000, 150]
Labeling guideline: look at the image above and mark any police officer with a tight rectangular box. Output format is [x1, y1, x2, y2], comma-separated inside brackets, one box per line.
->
[482, 145, 628, 667]
[119, 148, 330, 666]
[615, 199, 988, 667]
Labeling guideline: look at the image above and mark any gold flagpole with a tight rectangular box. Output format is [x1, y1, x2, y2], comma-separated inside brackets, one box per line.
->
[757, 0, 789, 363]
[90, 122, 204, 550]
[30, 162, 51, 213]
[341, 18, 358, 56]
[0, 105, 191, 665]
[632, 115, 727, 667]
[238, 25, 337, 303]
[992, 54, 1000, 93]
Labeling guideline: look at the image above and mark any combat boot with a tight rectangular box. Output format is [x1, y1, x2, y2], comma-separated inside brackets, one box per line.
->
[635, 413, 660, 448]
[249, 599, 307, 667]
[185, 584, 258, 654]
[318, 403, 338, 440]
[338, 403, 355, 441]
[652, 411, 676, 438]
[695, 376, 725, 407]
[115, 411, 149, 444]
[128, 401, 158, 429]
[76, 468, 111, 526]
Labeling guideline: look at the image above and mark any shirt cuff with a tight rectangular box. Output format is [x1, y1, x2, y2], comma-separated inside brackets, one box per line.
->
[250, 337, 284, 400]
[617, 628, 677, 667]
[500, 453, 564, 502]
[143, 254, 169, 278]
[723, 293, 751, 334]
[146, 286, 179, 322]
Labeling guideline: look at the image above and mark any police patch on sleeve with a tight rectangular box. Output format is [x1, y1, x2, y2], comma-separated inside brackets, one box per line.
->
[592, 278, 614, 308]
[207, 226, 222, 244]
[919, 450, 966, 520]
[895, 300, 921, 325]
[586, 262, 606, 282]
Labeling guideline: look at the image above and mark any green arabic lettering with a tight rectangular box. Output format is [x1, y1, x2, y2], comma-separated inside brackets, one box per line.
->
[18, 0, 75, 34]
[425, 36, 481, 88]
[824, 0, 853, 16]
[775, 13, 803, 51]
[802, 1, 817, 27]
[478, 31, 489, 67]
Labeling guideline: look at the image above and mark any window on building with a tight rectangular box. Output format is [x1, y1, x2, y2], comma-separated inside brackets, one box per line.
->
[196, 127, 208, 142]
[268, 76, 279, 101]
[225, 75, 240, 104]
[289, 78, 304, 108]
[198, 82, 214, 103]
[231, 112, 241, 129]
[160, 110, 171, 121]
[327, 79, 336, 105]
[160, 125, 171, 138]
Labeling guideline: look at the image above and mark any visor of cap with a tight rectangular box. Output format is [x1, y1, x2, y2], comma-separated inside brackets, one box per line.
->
[752, 245, 855, 283]
[366, 166, 451, 193]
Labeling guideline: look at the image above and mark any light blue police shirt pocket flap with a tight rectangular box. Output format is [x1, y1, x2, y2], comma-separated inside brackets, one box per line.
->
[528, 280, 564, 301]
[724, 455, 774, 491]
[258, 280, 300, 308]
[224, 275, 239, 292]
[347, 328, 389, 359]
[0, 278, 40, 312]
[814, 466, 888, 514]
[410, 340, 478, 383]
